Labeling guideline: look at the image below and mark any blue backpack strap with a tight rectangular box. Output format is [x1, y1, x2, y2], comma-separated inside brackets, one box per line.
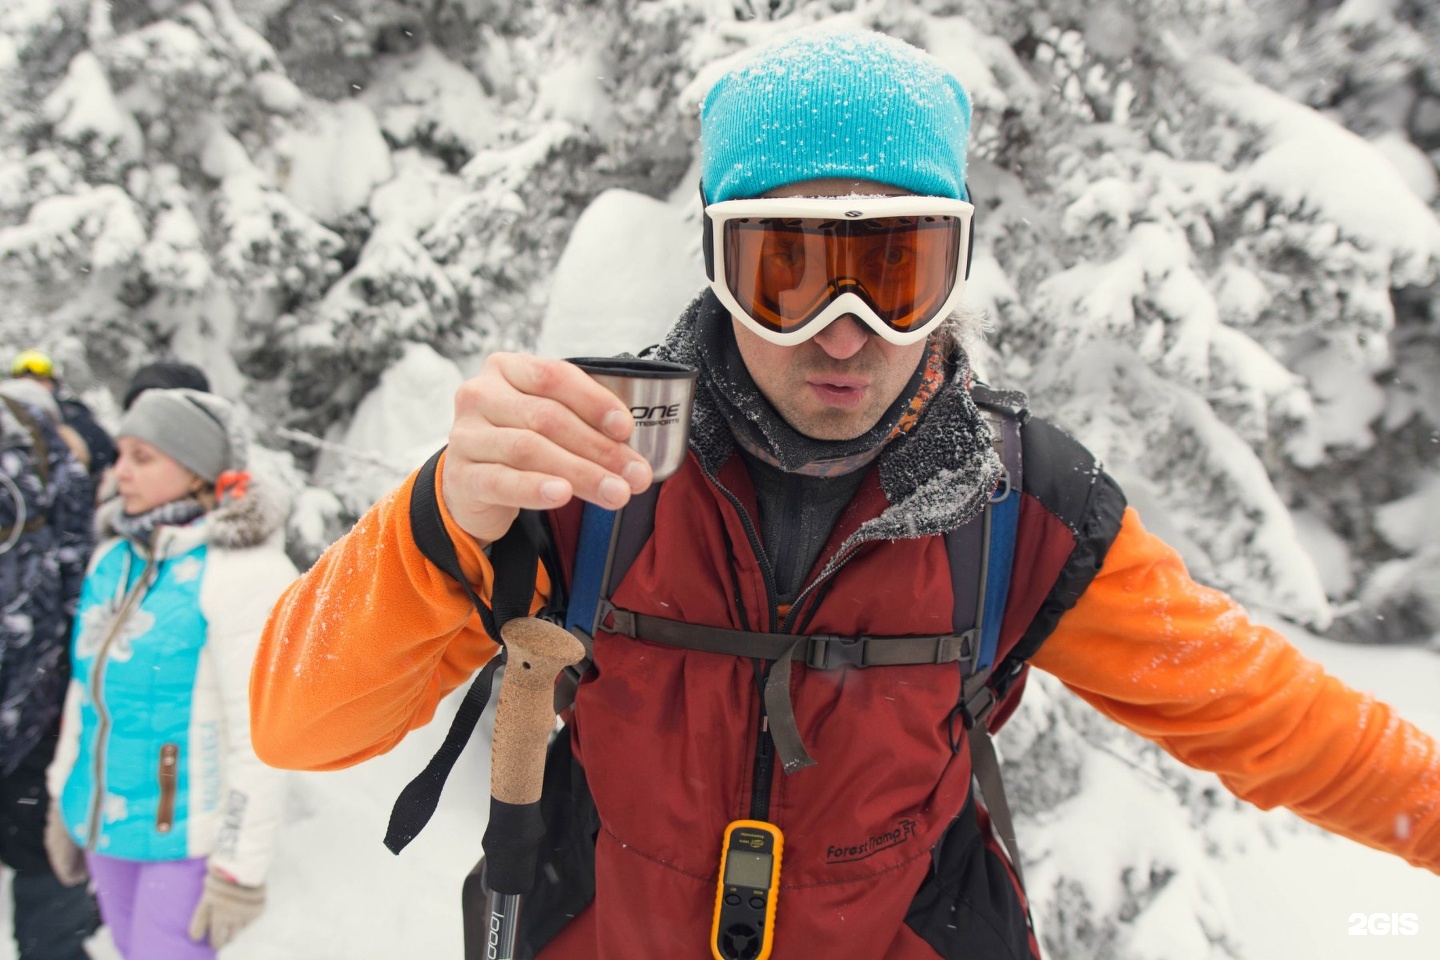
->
[565, 506, 619, 638]
[947, 403, 1024, 713]
[553, 486, 662, 711]
[949, 402, 1027, 886]
[976, 409, 1023, 674]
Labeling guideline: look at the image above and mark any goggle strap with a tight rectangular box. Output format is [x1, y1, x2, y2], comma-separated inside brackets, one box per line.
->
[700, 181, 716, 282]
[962, 183, 975, 281]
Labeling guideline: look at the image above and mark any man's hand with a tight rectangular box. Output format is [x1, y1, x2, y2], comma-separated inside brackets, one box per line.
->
[442, 353, 654, 545]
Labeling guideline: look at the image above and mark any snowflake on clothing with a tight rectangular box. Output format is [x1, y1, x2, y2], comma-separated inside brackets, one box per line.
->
[172, 556, 203, 583]
[74, 604, 154, 663]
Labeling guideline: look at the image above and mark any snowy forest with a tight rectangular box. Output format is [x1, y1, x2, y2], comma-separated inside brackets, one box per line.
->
[1, 0, 1437, 958]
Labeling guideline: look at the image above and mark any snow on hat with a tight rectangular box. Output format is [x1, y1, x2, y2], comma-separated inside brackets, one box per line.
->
[0, 377, 62, 423]
[701, 30, 972, 203]
[123, 361, 212, 410]
[118, 388, 247, 483]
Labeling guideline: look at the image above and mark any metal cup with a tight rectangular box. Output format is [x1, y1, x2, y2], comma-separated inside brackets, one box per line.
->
[566, 357, 697, 482]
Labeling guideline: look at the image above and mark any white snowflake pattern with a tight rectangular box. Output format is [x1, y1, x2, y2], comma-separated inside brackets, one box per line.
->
[172, 556, 203, 583]
[103, 793, 128, 823]
[74, 604, 155, 663]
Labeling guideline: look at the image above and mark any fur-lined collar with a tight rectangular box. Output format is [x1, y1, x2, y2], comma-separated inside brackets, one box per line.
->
[653, 293, 1004, 555]
[96, 471, 290, 556]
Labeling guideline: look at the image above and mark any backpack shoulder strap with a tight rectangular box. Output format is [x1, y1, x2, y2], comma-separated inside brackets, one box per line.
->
[386, 447, 543, 854]
[952, 388, 1027, 885]
[554, 486, 661, 710]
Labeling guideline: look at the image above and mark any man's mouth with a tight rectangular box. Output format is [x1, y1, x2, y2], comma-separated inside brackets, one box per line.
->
[807, 376, 869, 408]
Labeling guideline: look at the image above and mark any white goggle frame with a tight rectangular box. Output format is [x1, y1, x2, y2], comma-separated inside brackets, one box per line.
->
[703, 195, 975, 346]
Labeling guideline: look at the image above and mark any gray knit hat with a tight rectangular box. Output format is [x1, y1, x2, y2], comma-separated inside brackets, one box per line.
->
[118, 388, 246, 483]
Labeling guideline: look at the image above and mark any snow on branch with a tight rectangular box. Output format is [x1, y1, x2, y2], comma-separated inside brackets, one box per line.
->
[1054, 345, 1331, 626]
[1184, 54, 1440, 287]
[0, 184, 144, 281]
[296, 224, 459, 357]
[41, 52, 142, 178]
[210, 172, 342, 304]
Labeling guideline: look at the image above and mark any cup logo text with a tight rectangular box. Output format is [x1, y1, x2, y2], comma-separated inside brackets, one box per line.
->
[631, 403, 682, 426]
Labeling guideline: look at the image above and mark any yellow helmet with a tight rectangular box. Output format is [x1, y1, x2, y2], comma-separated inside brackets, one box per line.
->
[11, 349, 55, 379]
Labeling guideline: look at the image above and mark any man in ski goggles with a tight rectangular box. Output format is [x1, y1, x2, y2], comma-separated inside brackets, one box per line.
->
[703, 193, 975, 347]
[255, 29, 1440, 960]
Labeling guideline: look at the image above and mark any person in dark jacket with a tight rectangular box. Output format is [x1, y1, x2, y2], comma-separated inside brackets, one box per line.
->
[250, 28, 1440, 960]
[0, 385, 100, 960]
[10, 351, 117, 482]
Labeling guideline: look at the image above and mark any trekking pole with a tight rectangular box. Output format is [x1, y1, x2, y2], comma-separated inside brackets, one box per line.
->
[474, 616, 586, 960]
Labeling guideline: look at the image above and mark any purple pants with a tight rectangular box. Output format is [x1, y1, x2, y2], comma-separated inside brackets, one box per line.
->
[86, 854, 216, 960]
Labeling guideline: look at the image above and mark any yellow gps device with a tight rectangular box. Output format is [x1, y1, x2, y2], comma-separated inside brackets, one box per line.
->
[712, 820, 783, 960]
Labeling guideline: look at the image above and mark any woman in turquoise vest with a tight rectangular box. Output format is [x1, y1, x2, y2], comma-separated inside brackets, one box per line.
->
[45, 388, 296, 959]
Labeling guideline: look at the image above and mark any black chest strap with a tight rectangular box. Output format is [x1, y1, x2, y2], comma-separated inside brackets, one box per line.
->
[600, 598, 975, 775]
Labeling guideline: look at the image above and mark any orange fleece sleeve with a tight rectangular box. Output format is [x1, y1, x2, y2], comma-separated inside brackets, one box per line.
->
[1031, 507, 1440, 873]
[251, 452, 545, 770]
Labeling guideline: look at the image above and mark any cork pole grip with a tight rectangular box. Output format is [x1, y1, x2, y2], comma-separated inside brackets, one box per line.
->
[491, 618, 587, 806]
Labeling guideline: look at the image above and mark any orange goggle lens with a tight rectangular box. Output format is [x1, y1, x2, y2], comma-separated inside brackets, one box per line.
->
[722, 215, 963, 337]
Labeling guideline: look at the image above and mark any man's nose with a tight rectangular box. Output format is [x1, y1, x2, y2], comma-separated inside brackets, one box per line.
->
[811, 315, 869, 360]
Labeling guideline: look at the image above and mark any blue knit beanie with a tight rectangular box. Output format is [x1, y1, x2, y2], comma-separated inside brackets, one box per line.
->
[701, 30, 972, 203]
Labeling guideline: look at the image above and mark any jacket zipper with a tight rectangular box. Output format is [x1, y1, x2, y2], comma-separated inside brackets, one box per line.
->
[702, 466, 880, 823]
[700, 466, 782, 824]
[85, 542, 159, 851]
[750, 662, 776, 823]
[703, 472, 780, 632]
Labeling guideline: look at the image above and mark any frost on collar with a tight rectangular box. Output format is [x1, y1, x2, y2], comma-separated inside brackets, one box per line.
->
[652, 292, 1003, 544]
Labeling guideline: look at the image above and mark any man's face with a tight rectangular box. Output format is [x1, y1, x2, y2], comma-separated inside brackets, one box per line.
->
[729, 179, 933, 442]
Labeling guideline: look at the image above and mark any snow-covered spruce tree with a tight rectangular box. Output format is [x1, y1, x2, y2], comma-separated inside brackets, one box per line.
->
[0, 2, 342, 394]
[1215, 0, 1440, 643]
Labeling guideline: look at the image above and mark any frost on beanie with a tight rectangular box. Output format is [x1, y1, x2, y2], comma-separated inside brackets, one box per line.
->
[701, 30, 972, 203]
[118, 388, 244, 483]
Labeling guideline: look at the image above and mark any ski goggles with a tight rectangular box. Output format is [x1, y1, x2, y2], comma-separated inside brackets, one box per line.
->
[10, 349, 55, 378]
[703, 195, 974, 346]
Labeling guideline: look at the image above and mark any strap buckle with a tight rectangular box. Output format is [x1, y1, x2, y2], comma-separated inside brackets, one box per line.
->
[597, 600, 638, 638]
[960, 674, 997, 730]
[806, 635, 870, 670]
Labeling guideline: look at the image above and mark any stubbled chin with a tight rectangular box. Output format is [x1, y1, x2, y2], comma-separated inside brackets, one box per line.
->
[786, 405, 884, 441]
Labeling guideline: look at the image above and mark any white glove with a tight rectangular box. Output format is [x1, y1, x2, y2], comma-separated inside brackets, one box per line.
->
[188, 869, 266, 949]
